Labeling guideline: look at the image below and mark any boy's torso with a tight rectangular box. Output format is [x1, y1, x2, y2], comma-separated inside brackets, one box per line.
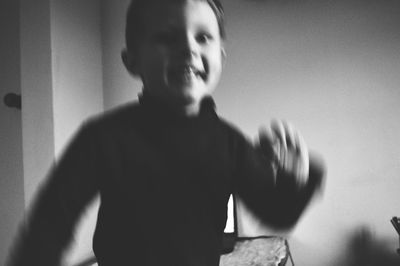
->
[87, 100, 244, 266]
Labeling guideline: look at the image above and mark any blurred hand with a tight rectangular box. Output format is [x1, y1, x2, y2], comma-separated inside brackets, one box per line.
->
[258, 120, 309, 188]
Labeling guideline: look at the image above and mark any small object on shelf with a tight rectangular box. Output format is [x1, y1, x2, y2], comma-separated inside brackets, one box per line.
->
[391, 216, 400, 256]
[391, 216, 400, 235]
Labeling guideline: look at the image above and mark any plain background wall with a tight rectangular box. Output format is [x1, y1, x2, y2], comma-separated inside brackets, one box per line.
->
[18, 0, 103, 265]
[20, 0, 55, 207]
[50, 1, 103, 264]
[0, 1, 24, 265]
[219, 0, 400, 265]
[51, 0, 104, 156]
[101, 0, 400, 265]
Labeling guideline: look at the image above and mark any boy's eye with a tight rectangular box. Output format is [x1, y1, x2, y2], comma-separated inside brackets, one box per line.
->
[196, 33, 214, 44]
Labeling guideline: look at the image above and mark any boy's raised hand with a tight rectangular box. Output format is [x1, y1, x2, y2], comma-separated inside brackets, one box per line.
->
[258, 120, 310, 188]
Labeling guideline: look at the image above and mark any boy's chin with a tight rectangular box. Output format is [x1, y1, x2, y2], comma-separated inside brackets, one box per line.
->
[174, 93, 200, 106]
[172, 84, 209, 100]
[174, 92, 209, 111]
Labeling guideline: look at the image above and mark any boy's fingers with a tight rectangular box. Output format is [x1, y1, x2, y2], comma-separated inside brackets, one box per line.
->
[283, 121, 296, 149]
[258, 126, 274, 145]
[270, 120, 310, 183]
[258, 127, 275, 159]
[260, 121, 310, 180]
[284, 122, 305, 155]
[271, 120, 287, 148]
[289, 128, 309, 183]
[296, 131, 308, 158]
[281, 121, 307, 156]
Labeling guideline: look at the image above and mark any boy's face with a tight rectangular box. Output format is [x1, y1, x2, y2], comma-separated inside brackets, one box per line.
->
[126, 0, 225, 112]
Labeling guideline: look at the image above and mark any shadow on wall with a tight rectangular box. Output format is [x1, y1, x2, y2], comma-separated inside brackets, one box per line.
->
[334, 226, 399, 266]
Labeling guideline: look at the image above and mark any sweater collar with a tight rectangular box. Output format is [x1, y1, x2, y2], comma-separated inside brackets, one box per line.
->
[138, 92, 217, 123]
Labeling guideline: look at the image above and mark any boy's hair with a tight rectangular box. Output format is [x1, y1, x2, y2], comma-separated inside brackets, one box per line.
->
[125, 0, 225, 52]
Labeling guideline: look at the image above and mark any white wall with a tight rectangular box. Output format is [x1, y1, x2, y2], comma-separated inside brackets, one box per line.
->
[20, 0, 103, 265]
[50, 1, 104, 264]
[51, 0, 104, 156]
[101, 0, 400, 265]
[219, 0, 400, 265]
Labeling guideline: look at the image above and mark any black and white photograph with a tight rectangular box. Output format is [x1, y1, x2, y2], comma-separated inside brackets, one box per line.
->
[1, 0, 399, 265]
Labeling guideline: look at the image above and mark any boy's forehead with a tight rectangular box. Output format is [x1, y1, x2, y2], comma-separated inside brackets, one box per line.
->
[141, 0, 217, 29]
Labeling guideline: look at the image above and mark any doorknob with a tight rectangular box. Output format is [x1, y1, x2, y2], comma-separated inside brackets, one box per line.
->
[3, 93, 21, 110]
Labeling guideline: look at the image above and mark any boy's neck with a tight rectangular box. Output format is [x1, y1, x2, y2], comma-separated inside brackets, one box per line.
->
[182, 101, 202, 117]
[140, 91, 204, 118]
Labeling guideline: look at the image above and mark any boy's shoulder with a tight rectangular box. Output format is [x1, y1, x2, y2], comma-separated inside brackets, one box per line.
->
[78, 100, 251, 144]
[216, 115, 251, 145]
[217, 116, 240, 133]
[82, 101, 142, 133]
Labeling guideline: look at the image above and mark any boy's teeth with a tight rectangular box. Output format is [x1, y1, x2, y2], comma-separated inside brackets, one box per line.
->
[182, 67, 202, 79]
[171, 65, 204, 82]
[184, 66, 196, 75]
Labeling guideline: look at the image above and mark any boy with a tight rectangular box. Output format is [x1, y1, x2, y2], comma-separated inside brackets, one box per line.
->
[8, 0, 324, 265]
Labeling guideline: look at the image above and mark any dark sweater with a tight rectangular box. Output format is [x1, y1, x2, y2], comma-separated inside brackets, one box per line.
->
[8, 96, 323, 266]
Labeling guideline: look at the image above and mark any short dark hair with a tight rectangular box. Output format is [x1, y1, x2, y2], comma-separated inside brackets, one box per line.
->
[125, 0, 225, 52]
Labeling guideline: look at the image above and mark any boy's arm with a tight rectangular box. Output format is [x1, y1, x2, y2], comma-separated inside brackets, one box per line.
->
[7, 122, 100, 266]
[234, 120, 325, 230]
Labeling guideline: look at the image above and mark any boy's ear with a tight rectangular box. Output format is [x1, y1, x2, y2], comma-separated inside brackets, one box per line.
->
[221, 47, 227, 67]
[121, 48, 140, 76]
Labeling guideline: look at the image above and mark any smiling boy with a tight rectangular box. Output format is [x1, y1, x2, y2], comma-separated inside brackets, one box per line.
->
[122, 0, 226, 116]
[8, 0, 324, 266]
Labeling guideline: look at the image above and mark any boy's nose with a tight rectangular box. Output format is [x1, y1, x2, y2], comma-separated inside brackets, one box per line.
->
[179, 35, 200, 59]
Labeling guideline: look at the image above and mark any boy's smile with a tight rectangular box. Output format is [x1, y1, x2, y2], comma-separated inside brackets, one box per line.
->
[125, 0, 225, 115]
